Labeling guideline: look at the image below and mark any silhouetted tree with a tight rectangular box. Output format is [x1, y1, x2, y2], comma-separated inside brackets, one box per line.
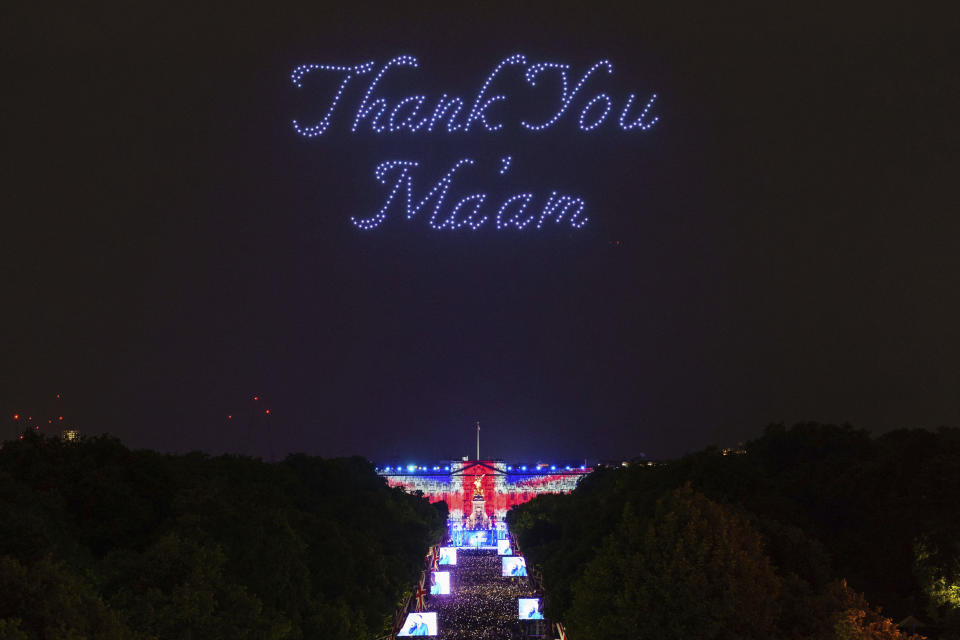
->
[565, 486, 781, 640]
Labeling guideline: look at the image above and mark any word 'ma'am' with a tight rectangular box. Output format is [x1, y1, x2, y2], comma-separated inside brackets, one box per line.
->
[353, 156, 588, 231]
[291, 54, 659, 136]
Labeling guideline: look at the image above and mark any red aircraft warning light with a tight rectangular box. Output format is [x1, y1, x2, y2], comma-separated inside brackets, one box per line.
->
[12, 414, 19, 420]
[265, 409, 271, 415]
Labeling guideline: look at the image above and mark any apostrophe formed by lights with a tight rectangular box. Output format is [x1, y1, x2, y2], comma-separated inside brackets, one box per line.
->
[291, 54, 658, 135]
[353, 158, 587, 231]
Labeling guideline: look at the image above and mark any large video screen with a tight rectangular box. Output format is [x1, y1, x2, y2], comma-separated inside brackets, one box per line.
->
[397, 612, 438, 636]
[430, 571, 450, 595]
[497, 540, 512, 555]
[519, 598, 544, 620]
[438, 547, 457, 566]
[502, 556, 527, 577]
[465, 530, 495, 547]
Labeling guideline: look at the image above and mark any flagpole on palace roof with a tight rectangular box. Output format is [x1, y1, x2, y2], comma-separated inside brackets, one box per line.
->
[476, 421, 480, 461]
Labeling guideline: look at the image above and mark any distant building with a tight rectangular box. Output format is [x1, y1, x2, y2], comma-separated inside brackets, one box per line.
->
[596, 457, 661, 468]
[378, 459, 590, 524]
[597, 460, 632, 468]
[60, 429, 81, 442]
[721, 444, 747, 456]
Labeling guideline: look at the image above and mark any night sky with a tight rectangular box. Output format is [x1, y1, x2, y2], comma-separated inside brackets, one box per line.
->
[3, 3, 958, 462]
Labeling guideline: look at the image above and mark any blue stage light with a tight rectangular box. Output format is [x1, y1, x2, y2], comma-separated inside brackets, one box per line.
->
[521, 466, 527, 471]
[407, 464, 417, 472]
[551, 465, 557, 471]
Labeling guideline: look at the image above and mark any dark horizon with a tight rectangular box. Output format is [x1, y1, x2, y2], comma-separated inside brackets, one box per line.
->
[3, 3, 958, 463]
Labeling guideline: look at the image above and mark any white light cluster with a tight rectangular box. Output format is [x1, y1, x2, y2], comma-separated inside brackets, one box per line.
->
[352, 55, 419, 133]
[619, 93, 659, 130]
[462, 53, 526, 132]
[578, 93, 613, 131]
[291, 54, 659, 135]
[379, 464, 452, 474]
[521, 59, 613, 131]
[351, 157, 588, 231]
[290, 61, 375, 137]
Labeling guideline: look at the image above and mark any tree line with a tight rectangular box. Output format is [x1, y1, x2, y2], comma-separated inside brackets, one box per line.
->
[508, 423, 960, 640]
[0, 432, 447, 640]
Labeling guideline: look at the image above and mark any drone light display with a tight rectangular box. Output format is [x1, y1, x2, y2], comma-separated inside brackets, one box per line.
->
[290, 54, 659, 231]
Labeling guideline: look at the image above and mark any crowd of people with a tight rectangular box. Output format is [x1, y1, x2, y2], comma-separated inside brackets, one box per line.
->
[429, 549, 545, 639]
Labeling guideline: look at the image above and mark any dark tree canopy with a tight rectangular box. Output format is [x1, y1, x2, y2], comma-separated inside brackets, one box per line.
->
[0, 433, 446, 640]
[509, 423, 960, 639]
